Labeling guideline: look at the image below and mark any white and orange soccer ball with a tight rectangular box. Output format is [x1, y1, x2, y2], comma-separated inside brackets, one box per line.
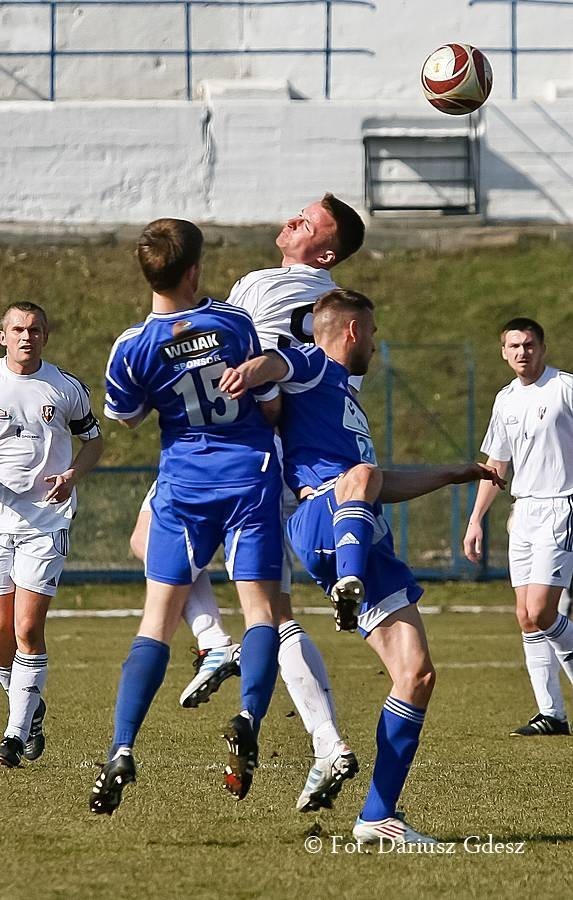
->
[421, 43, 493, 115]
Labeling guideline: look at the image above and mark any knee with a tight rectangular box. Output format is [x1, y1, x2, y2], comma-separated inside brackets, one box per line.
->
[342, 464, 382, 501]
[527, 608, 556, 632]
[516, 607, 533, 631]
[15, 617, 45, 653]
[396, 664, 436, 707]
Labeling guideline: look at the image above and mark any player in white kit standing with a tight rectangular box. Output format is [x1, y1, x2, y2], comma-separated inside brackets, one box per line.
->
[464, 318, 573, 735]
[0, 302, 103, 767]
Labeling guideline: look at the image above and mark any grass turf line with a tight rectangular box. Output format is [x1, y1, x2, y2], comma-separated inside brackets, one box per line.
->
[1, 592, 572, 899]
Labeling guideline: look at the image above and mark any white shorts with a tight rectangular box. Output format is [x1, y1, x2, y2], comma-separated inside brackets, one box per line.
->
[509, 496, 573, 588]
[0, 529, 70, 597]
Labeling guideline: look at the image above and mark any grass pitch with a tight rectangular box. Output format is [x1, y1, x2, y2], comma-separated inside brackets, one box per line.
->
[2, 583, 573, 899]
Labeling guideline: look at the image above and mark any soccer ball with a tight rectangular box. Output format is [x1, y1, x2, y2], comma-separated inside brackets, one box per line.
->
[421, 43, 493, 115]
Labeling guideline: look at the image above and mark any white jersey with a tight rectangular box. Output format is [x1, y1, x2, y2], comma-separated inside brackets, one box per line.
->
[481, 366, 573, 499]
[0, 357, 101, 532]
[227, 264, 336, 350]
[227, 263, 363, 390]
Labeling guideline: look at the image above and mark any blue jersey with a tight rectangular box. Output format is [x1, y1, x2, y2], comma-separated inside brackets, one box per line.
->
[276, 345, 377, 491]
[105, 299, 278, 486]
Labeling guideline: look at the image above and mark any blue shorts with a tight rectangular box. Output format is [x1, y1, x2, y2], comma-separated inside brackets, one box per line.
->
[287, 480, 423, 636]
[146, 475, 283, 585]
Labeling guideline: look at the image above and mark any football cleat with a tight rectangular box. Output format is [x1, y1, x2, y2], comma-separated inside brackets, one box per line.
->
[353, 814, 438, 845]
[222, 713, 258, 800]
[89, 749, 136, 815]
[0, 736, 24, 768]
[23, 697, 47, 761]
[179, 643, 241, 709]
[296, 741, 359, 812]
[510, 713, 571, 736]
[330, 576, 364, 632]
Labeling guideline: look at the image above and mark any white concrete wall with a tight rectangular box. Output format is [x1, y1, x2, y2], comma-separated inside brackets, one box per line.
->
[3, 97, 573, 225]
[1, 0, 573, 101]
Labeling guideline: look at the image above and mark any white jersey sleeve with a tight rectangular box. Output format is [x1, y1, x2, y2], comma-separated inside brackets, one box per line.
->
[480, 391, 512, 461]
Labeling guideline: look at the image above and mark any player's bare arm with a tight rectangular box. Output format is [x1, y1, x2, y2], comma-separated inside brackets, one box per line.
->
[463, 457, 509, 562]
[44, 434, 104, 503]
[115, 406, 152, 430]
[220, 351, 289, 400]
[258, 395, 282, 428]
[379, 462, 506, 505]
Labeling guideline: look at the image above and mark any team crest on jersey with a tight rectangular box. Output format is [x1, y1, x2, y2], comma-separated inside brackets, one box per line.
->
[172, 320, 193, 337]
[160, 330, 222, 363]
[538, 406, 547, 420]
[42, 405, 56, 423]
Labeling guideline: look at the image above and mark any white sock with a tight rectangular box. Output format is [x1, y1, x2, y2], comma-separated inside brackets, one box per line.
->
[0, 665, 11, 695]
[182, 570, 231, 651]
[278, 621, 341, 754]
[542, 614, 573, 688]
[522, 632, 567, 720]
[6, 652, 48, 742]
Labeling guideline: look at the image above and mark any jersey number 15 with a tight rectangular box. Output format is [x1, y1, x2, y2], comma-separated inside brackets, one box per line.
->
[173, 361, 238, 425]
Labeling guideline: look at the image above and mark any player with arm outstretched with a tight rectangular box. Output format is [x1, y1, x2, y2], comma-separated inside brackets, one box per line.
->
[220, 288, 505, 844]
[0, 302, 103, 768]
[89, 219, 283, 814]
[464, 318, 573, 737]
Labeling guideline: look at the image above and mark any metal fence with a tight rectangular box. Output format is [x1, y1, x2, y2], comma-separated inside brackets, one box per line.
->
[469, 0, 573, 98]
[0, 0, 374, 100]
[62, 472, 509, 585]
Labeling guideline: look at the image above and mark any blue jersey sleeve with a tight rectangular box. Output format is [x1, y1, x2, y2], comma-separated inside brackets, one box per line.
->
[275, 346, 328, 393]
[104, 332, 147, 420]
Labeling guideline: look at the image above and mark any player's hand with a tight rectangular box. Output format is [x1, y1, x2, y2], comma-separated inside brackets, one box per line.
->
[463, 521, 483, 562]
[44, 470, 76, 503]
[219, 367, 247, 400]
[453, 462, 506, 490]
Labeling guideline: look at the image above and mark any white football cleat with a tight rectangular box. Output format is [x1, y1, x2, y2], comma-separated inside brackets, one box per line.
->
[179, 643, 240, 708]
[296, 741, 359, 812]
[353, 814, 438, 845]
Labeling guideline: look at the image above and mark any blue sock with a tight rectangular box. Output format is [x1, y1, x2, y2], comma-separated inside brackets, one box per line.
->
[240, 623, 279, 735]
[333, 500, 376, 581]
[361, 696, 426, 821]
[110, 636, 170, 757]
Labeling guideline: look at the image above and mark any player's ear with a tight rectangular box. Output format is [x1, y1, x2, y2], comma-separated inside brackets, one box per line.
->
[316, 248, 336, 267]
[0, 331, 5, 347]
[186, 263, 200, 292]
[348, 319, 359, 342]
[501, 344, 508, 361]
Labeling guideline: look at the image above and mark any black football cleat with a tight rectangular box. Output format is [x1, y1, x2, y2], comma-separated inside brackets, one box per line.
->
[0, 736, 24, 768]
[23, 697, 47, 761]
[90, 749, 136, 815]
[510, 713, 571, 736]
[222, 714, 258, 800]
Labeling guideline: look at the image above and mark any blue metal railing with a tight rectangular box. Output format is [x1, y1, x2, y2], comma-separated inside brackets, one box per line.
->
[0, 0, 375, 100]
[469, 0, 573, 98]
